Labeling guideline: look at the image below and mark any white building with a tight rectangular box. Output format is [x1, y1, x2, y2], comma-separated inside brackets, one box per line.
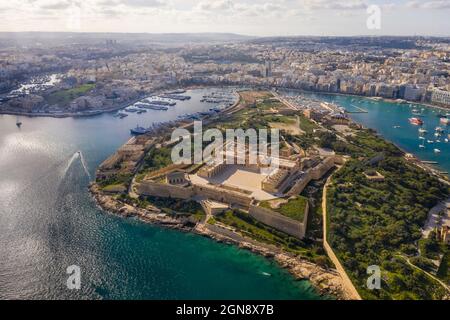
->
[431, 89, 450, 106]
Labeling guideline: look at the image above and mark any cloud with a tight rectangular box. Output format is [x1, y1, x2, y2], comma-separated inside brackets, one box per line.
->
[300, 0, 368, 11]
[406, 0, 450, 9]
[118, 0, 166, 8]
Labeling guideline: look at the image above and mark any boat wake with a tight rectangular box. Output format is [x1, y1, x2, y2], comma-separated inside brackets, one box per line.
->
[77, 151, 92, 180]
[60, 151, 91, 180]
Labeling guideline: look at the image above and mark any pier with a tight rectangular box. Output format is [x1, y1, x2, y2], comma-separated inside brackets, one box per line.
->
[346, 105, 368, 113]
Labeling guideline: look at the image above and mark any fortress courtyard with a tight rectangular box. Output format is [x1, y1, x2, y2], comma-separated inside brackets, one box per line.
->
[188, 165, 278, 201]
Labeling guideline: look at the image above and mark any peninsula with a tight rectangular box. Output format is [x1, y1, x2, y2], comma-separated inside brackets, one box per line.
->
[91, 88, 450, 300]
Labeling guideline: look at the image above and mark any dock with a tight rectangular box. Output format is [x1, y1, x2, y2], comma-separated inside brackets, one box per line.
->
[346, 105, 368, 113]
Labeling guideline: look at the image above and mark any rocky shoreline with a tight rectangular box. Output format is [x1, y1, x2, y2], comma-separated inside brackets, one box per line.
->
[89, 183, 348, 299]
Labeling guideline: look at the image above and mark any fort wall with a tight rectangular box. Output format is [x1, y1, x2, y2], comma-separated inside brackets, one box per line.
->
[138, 181, 194, 199]
[248, 203, 308, 239]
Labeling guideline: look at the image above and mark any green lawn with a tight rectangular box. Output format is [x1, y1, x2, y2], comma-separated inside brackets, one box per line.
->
[298, 115, 318, 134]
[262, 196, 308, 222]
[46, 83, 96, 106]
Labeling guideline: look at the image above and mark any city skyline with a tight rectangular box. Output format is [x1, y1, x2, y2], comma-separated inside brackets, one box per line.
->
[1, 0, 449, 37]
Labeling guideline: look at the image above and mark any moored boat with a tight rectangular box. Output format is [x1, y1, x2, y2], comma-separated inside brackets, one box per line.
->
[409, 117, 423, 126]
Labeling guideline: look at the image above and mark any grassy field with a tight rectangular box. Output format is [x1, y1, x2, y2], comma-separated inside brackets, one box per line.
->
[298, 114, 319, 134]
[46, 84, 96, 106]
[260, 196, 308, 222]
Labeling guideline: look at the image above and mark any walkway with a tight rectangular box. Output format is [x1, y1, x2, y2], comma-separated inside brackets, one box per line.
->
[322, 173, 362, 300]
[396, 255, 450, 293]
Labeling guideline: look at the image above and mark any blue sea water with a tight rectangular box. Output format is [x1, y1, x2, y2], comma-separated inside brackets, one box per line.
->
[294, 92, 450, 174]
[0, 88, 321, 300]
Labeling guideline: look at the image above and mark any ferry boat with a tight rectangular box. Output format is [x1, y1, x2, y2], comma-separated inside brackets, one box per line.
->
[145, 99, 176, 106]
[140, 104, 169, 111]
[409, 117, 423, 126]
[130, 125, 148, 135]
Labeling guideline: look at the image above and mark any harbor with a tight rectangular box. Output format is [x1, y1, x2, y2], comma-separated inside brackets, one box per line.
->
[283, 90, 450, 176]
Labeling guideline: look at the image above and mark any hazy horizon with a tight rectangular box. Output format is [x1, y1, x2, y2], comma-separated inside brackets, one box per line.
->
[0, 1, 449, 37]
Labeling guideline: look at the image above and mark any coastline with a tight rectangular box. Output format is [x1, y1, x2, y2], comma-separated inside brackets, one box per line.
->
[3, 84, 448, 119]
[0, 96, 145, 119]
[89, 183, 347, 299]
[277, 87, 450, 112]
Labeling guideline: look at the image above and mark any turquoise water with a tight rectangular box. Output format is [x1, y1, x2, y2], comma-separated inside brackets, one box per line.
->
[0, 88, 321, 300]
[294, 92, 450, 174]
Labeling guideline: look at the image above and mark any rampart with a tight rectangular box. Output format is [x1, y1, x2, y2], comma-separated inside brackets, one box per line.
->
[248, 202, 309, 239]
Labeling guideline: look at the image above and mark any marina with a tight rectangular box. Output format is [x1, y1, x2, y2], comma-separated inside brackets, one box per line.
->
[285, 90, 450, 175]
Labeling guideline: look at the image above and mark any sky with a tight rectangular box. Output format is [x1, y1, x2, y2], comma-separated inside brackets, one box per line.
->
[0, 0, 449, 36]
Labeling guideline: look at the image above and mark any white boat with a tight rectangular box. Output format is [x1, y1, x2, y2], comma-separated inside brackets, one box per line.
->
[434, 148, 441, 153]
[418, 128, 427, 134]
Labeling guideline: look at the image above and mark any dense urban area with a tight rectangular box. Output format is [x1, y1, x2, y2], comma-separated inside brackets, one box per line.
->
[1, 34, 450, 116]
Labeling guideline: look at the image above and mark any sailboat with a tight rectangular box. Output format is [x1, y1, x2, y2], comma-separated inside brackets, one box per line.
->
[16, 116, 22, 128]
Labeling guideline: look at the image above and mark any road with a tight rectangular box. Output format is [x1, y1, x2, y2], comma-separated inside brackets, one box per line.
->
[322, 171, 362, 300]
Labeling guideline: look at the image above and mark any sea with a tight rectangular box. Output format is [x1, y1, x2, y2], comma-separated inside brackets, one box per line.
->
[0, 88, 321, 299]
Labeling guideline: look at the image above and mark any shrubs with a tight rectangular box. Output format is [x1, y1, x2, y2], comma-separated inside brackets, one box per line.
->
[327, 131, 449, 299]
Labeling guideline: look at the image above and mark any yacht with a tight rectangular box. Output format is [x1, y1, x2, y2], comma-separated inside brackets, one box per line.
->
[409, 117, 423, 126]
[418, 128, 427, 134]
[440, 117, 450, 125]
